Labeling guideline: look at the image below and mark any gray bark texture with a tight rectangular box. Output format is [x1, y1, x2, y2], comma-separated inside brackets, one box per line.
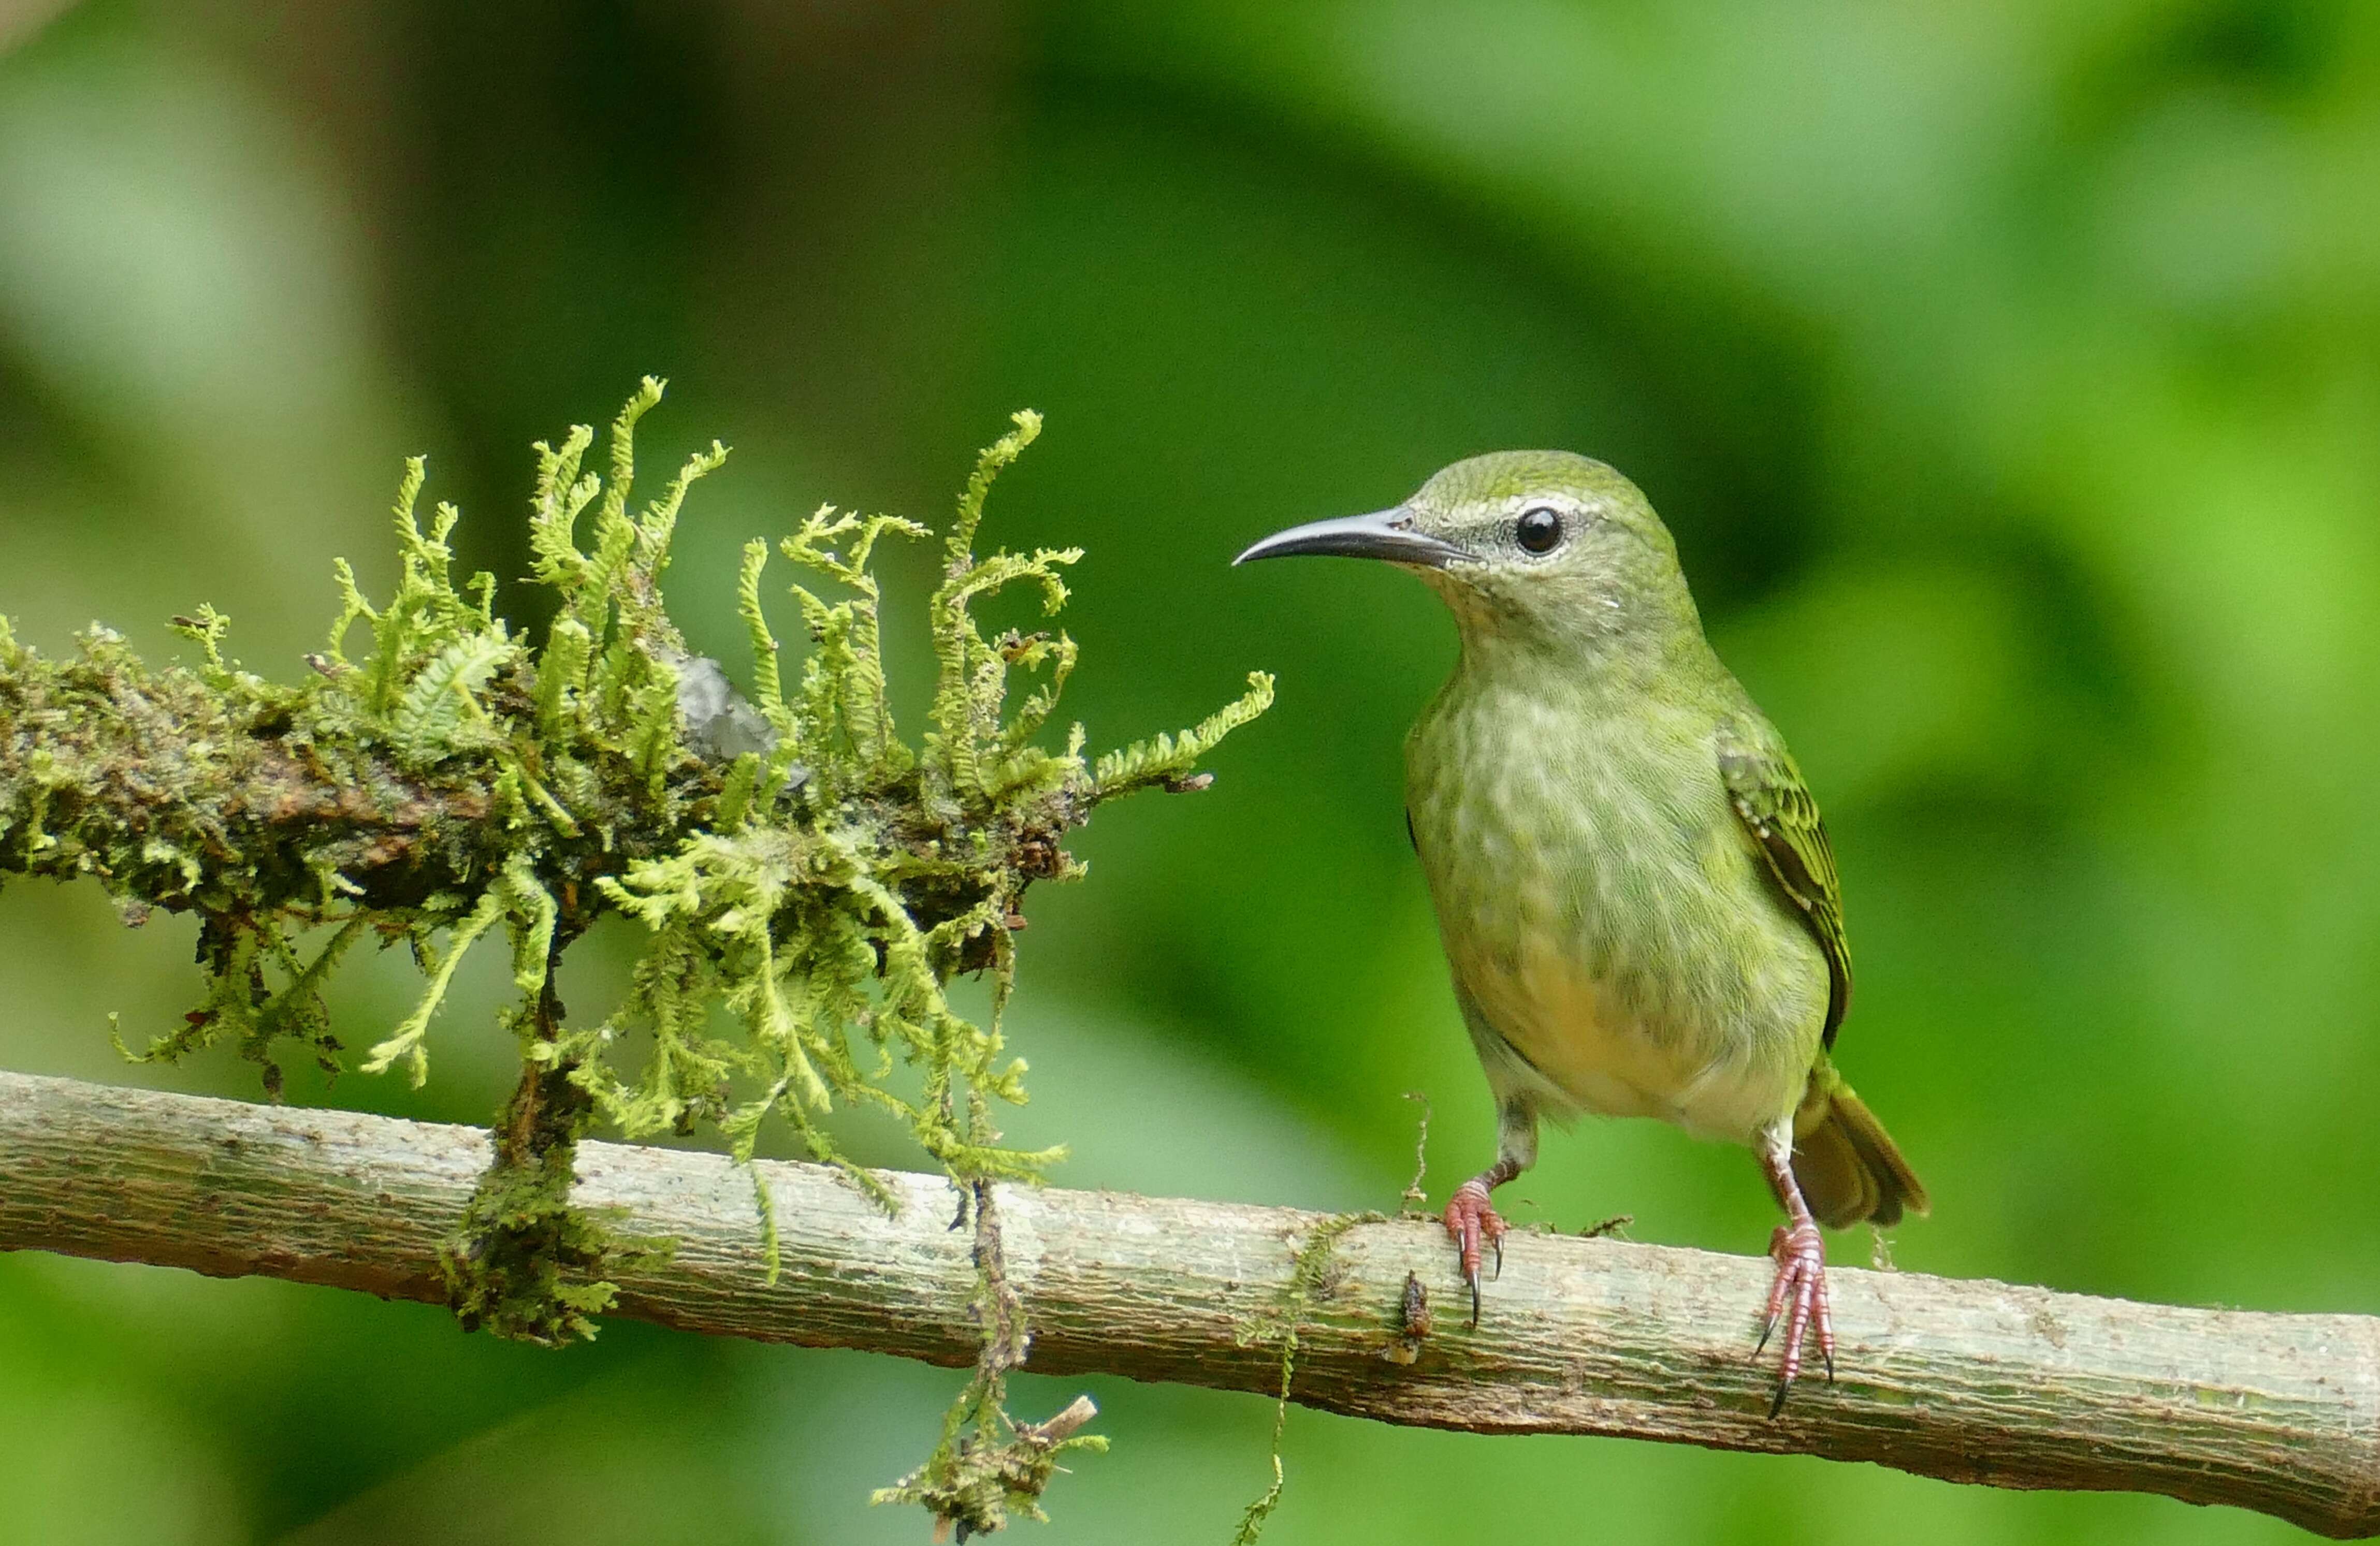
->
[0, 1070, 2369, 1536]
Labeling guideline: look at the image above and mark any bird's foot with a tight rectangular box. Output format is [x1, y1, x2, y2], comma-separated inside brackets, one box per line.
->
[1442, 1179, 1508, 1326]
[1754, 1219, 1834, 1417]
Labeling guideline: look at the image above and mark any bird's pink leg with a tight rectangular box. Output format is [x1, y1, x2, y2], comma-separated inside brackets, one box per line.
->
[1443, 1156, 1519, 1325]
[1753, 1125, 1834, 1416]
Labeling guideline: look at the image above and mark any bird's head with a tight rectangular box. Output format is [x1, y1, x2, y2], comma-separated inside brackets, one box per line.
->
[1235, 450, 1698, 651]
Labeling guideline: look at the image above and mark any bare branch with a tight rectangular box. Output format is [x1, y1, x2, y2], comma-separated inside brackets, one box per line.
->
[0, 1070, 2370, 1537]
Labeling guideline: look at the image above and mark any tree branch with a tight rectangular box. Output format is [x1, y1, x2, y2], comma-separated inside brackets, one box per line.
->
[0, 1069, 2369, 1537]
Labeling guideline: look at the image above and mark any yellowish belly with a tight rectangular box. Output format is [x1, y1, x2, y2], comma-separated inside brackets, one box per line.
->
[1465, 934, 1805, 1144]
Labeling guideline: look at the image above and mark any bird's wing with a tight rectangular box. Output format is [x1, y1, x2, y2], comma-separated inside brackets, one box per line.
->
[1716, 719, 1851, 1047]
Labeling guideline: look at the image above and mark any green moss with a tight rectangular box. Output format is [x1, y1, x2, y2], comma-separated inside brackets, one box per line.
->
[0, 382, 1273, 1533]
[1231, 1211, 1385, 1545]
[869, 1177, 1108, 1538]
[445, 1028, 620, 1344]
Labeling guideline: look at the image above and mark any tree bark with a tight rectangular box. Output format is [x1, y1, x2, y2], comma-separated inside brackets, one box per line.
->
[0, 1070, 2369, 1536]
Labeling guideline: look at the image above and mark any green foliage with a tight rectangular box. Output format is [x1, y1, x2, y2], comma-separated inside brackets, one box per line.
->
[0, 382, 1273, 1529]
[16, 4, 2380, 1539]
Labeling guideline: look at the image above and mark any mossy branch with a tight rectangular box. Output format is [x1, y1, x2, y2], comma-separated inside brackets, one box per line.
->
[0, 385, 1272, 1535]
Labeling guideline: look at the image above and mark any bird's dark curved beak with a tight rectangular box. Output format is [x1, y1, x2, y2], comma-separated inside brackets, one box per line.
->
[1232, 507, 1469, 569]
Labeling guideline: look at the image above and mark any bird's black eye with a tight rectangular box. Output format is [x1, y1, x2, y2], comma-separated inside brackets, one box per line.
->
[1515, 506, 1563, 555]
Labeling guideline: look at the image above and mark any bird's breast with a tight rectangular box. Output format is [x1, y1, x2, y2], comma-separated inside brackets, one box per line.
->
[1405, 677, 1823, 1142]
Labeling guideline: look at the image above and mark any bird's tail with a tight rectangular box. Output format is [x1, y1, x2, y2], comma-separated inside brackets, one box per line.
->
[1789, 1067, 1928, 1230]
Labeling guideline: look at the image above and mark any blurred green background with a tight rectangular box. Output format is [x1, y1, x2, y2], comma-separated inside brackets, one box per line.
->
[2, 1, 2377, 1540]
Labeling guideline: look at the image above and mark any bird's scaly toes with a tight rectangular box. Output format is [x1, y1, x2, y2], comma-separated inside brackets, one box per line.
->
[1754, 1219, 1834, 1417]
[1442, 1180, 1508, 1326]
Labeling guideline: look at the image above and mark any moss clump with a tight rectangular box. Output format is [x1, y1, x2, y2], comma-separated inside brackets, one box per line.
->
[872, 1178, 1110, 1538]
[0, 381, 1272, 1528]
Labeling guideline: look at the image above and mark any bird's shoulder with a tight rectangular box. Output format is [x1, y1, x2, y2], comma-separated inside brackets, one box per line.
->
[1710, 703, 1817, 831]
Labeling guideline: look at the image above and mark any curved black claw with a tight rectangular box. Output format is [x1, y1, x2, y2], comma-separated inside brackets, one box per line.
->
[1442, 1180, 1508, 1329]
[1755, 1220, 1834, 1418]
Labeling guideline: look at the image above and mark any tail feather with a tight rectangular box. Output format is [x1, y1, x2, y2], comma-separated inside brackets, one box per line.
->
[1791, 1078, 1927, 1231]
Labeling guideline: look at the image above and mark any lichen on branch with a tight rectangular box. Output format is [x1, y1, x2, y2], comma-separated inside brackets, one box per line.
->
[0, 381, 1273, 1530]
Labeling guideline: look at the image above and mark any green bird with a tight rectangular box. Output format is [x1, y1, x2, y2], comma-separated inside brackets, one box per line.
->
[1236, 451, 1925, 1408]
